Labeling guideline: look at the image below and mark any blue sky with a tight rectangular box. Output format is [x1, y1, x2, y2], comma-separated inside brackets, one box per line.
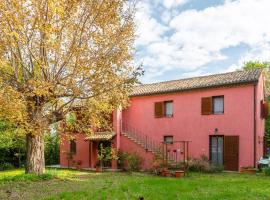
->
[134, 0, 270, 83]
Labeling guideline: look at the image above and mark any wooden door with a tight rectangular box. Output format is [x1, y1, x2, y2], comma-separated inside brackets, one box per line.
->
[224, 136, 239, 171]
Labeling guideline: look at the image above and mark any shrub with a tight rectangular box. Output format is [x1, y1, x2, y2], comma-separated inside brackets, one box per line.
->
[263, 167, 270, 176]
[118, 152, 143, 172]
[0, 162, 14, 171]
[188, 155, 223, 173]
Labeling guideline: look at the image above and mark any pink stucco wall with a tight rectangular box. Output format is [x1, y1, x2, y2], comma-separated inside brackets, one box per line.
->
[60, 78, 265, 171]
[121, 83, 265, 170]
[120, 135, 154, 170]
[60, 134, 90, 168]
[256, 74, 265, 162]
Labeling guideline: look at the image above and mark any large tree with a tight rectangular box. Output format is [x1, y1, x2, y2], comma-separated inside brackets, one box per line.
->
[0, 0, 140, 174]
[243, 61, 270, 96]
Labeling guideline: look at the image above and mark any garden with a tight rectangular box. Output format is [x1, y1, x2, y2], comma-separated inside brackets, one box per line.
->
[1, 168, 270, 200]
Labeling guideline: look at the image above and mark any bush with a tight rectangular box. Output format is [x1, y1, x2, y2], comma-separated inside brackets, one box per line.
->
[263, 167, 270, 176]
[188, 155, 223, 173]
[0, 162, 14, 171]
[118, 152, 143, 172]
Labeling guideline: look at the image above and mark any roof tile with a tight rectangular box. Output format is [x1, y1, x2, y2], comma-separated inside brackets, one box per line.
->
[130, 69, 262, 96]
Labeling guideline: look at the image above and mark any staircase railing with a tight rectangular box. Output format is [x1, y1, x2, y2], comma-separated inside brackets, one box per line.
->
[121, 122, 190, 167]
[121, 122, 161, 153]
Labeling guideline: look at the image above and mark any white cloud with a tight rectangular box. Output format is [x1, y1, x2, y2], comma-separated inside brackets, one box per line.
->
[163, 0, 189, 9]
[170, 0, 270, 52]
[135, 2, 169, 46]
[227, 42, 270, 72]
[135, 0, 270, 83]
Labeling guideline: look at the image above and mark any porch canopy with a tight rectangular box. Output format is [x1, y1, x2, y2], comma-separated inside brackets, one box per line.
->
[85, 132, 116, 141]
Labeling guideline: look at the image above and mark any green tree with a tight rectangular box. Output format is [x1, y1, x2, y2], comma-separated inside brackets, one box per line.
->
[45, 132, 60, 165]
[243, 61, 270, 96]
[0, 120, 25, 169]
[242, 61, 270, 146]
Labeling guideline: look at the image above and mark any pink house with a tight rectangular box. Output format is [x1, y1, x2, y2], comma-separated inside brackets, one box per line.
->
[60, 69, 268, 171]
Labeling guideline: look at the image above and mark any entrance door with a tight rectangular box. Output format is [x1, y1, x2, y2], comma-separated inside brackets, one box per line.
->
[224, 136, 239, 171]
[210, 136, 224, 166]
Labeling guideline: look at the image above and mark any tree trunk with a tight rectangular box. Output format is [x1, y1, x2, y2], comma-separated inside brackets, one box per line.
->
[25, 134, 45, 175]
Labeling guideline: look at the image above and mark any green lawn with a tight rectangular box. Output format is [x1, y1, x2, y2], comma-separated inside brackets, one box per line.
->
[0, 169, 270, 200]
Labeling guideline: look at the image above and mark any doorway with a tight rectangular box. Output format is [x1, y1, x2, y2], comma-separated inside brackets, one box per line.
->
[209, 135, 239, 171]
[210, 135, 224, 166]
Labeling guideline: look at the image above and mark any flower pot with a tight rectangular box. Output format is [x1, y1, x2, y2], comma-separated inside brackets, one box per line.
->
[174, 171, 185, 178]
[161, 169, 169, 176]
[96, 167, 103, 172]
[165, 171, 171, 177]
[241, 168, 257, 174]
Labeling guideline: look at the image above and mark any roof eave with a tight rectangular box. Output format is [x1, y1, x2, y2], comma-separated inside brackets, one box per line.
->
[129, 80, 259, 97]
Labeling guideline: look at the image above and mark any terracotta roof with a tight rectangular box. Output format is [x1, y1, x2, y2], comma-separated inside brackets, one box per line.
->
[86, 131, 116, 141]
[130, 69, 262, 97]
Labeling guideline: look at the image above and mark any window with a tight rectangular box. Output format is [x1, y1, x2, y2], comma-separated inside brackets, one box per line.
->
[213, 96, 224, 114]
[70, 140, 76, 154]
[164, 136, 173, 144]
[261, 100, 269, 119]
[165, 101, 173, 117]
[154, 101, 173, 118]
[201, 96, 224, 115]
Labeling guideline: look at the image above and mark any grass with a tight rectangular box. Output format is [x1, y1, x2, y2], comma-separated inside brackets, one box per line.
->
[0, 169, 270, 200]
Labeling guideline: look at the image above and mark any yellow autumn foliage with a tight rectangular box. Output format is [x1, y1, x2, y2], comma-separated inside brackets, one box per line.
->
[0, 0, 141, 173]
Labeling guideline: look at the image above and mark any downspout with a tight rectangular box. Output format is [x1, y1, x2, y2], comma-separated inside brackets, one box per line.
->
[253, 84, 257, 168]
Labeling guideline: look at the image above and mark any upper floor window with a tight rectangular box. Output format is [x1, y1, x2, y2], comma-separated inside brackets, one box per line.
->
[165, 101, 173, 117]
[70, 140, 76, 154]
[261, 100, 269, 119]
[213, 96, 224, 114]
[201, 96, 224, 115]
[155, 101, 173, 118]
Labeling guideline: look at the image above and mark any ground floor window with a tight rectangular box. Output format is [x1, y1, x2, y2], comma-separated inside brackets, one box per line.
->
[164, 135, 173, 144]
[70, 140, 76, 154]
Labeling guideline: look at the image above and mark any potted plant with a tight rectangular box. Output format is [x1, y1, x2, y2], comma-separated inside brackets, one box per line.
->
[96, 162, 102, 172]
[97, 144, 118, 172]
[240, 166, 257, 174]
[164, 170, 172, 177]
[76, 160, 82, 170]
[174, 170, 185, 178]
[110, 147, 119, 169]
[65, 152, 75, 169]
[160, 163, 169, 177]
[97, 144, 106, 172]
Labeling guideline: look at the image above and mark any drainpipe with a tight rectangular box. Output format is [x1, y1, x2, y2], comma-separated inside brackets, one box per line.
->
[253, 84, 257, 168]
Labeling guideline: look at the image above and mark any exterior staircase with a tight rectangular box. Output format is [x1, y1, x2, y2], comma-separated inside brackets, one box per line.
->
[121, 123, 161, 155]
[121, 122, 190, 167]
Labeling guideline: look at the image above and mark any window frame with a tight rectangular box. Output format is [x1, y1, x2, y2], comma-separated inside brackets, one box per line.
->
[70, 140, 77, 155]
[164, 135, 173, 144]
[164, 101, 173, 118]
[212, 96, 224, 115]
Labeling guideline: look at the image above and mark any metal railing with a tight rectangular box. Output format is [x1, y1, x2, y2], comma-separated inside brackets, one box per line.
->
[121, 122, 161, 153]
[121, 122, 190, 166]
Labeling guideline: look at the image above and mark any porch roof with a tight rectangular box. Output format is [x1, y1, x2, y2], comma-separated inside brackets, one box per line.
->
[86, 131, 116, 141]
